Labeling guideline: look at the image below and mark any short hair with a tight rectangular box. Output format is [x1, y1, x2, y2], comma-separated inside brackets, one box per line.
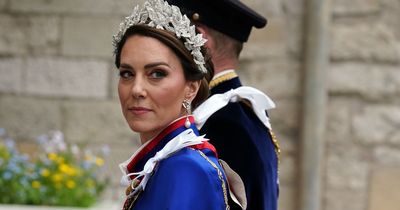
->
[114, 25, 214, 109]
[205, 25, 243, 59]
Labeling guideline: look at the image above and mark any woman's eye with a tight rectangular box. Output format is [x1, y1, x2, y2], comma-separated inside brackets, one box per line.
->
[149, 70, 167, 79]
[119, 70, 133, 79]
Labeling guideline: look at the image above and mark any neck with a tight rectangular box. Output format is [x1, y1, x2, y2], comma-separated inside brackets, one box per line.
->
[211, 54, 238, 74]
[140, 133, 154, 144]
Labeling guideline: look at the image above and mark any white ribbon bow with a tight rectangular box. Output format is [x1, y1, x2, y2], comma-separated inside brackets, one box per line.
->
[193, 86, 276, 130]
[121, 129, 206, 194]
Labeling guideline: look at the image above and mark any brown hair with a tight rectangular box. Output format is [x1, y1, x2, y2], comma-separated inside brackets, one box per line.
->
[114, 25, 214, 109]
[206, 25, 243, 59]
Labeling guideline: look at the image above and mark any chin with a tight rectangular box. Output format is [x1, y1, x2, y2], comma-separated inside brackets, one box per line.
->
[128, 122, 154, 134]
[128, 123, 143, 133]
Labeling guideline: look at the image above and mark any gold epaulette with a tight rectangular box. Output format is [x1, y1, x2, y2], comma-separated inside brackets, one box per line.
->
[209, 71, 238, 89]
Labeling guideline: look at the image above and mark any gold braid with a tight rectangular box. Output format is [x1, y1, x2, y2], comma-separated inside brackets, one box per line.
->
[209, 71, 238, 89]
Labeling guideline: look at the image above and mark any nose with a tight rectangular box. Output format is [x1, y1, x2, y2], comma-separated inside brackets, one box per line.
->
[131, 77, 146, 99]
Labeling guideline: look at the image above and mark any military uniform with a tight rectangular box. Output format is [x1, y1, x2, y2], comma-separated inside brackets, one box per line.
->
[197, 71, 280, 210]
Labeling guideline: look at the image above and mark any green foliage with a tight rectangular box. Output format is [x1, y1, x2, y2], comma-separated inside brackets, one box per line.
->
[0, 128, 109, 207]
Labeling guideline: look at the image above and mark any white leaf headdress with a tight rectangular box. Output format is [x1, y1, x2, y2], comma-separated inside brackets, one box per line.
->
[112, 0, 208, 74]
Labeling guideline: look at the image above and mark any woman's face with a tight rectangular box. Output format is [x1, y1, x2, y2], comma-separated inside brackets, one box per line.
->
[118, 35, 199, 143]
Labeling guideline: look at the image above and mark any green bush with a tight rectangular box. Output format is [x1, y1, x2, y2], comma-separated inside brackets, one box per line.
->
[0, 128, 109, 207]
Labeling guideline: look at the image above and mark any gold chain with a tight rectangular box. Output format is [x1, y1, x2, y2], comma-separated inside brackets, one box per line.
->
[269, 130, 281, 174]
[197, 150, 230, 210]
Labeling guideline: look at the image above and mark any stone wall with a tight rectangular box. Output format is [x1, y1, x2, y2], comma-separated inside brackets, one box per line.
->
[325, 0, 400, 210]
[0, 0, 139, 202]
[1, 0, 399, 209]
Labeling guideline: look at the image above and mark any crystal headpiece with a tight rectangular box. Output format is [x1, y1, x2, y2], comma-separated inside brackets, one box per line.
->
[112, 0, 208, 74]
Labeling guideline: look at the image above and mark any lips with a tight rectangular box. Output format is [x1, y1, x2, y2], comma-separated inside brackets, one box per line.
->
[128, 106, 152, 115]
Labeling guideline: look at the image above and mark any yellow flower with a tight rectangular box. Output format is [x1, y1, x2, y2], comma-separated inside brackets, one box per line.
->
[32, 181, 41, 189]
[41, 169, 50, 177]
[95, 157, 104, 166]
[59, 163, 70, 173]
[67, 167, 77, 176]
[52, 173, 63, 183]
[59, 164, 77, 176]
[48, 153, 58, 161]
[66, 180, 76, 189]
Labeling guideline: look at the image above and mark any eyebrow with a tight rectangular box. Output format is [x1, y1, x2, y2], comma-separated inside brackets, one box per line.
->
[144, 62, 170, 69]
[119, 62, 170, 70]
[119, 63, 133, 69]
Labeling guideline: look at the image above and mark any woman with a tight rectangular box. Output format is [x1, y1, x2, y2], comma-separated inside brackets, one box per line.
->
[112, 0, 244, 209]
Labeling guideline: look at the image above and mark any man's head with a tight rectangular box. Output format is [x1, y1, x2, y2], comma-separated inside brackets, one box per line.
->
[167, 0, 267, 70]
[166, 0, 267, 43]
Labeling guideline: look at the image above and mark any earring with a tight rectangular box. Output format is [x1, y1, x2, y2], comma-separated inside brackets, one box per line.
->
[182, 99, 191, 128]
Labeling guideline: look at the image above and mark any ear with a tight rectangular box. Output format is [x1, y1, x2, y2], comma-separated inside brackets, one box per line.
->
[196, 25, 208, 39]
[185, 80, 201, 101]
[196, 25, 213, 50]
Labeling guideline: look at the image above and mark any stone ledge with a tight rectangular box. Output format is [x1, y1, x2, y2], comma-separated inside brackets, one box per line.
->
[0, 200, 120, 210]
[333, 0, 380, 15]
[9, 0, 133, 15]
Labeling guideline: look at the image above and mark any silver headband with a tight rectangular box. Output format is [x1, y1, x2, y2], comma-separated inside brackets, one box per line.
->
[112, 0, 208, 74]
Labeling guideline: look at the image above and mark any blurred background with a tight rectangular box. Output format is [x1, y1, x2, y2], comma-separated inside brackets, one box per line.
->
[0, 0, 399, 209]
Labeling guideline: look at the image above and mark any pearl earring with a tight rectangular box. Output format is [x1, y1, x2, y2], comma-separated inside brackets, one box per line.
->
[182, 100, 191, 128]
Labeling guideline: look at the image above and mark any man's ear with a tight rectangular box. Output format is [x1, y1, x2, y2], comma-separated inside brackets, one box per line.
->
[185, 80, 201, 101]
[196, 25, 208, 39]
[196, 25, 212, 49]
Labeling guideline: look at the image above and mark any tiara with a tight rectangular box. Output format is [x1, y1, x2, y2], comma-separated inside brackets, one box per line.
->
[112, 0, 208, 74]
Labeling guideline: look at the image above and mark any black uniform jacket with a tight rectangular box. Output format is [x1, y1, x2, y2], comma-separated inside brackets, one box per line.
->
[200, 76, 279, 210]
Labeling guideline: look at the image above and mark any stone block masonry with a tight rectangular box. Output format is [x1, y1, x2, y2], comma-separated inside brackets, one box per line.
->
[368, 168, 400, 210]
[0, 14, 60, 56]
[333, 0, 380, 15]
[62, 100, 133, 144]
[0, 95, 63, 140]
[9, 0, 133, 15]
[0, 0, 7, 10]
[24, 57, 109, 98]
[0, 14, 28, 55]
[0, 0, 399, 209]
[0, 58, 23, 94]
[331, 22, 399, 63]
[61, 17, 121, 58]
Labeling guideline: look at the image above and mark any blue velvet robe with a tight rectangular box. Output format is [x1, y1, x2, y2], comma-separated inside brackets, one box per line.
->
[121, 117, 230, 210]
[200, 76, 279, 210]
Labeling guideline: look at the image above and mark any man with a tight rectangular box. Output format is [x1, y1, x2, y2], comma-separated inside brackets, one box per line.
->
[167, 1, 280, 210]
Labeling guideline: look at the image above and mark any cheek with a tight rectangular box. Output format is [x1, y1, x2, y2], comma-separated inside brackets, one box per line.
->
[153, 86, 185, 111]
[118, 83, 130, 104]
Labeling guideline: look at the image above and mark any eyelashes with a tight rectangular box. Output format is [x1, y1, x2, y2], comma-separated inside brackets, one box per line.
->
[149, 70, 167, 79]
[118, 70, 133, 79]
[118, 69, 168, 80]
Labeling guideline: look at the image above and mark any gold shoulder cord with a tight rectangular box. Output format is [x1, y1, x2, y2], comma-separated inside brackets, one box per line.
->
[209, 71, 238, 89]
[197, 150, 230, 210]
[269, 130, 281, 174]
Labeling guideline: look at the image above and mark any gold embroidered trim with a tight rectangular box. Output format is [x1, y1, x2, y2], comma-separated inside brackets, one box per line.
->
[197, 150, 230, 210]
[209, 71, 238, 89]
[269, 130, 281, 173]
